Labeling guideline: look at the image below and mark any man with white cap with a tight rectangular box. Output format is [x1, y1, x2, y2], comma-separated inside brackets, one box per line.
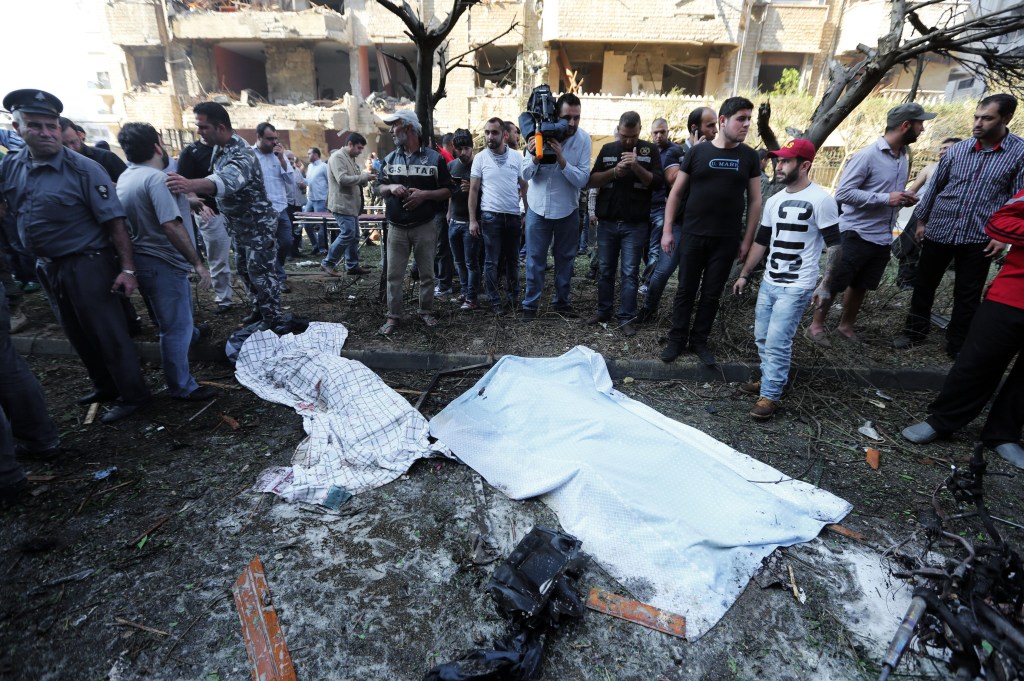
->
[373, 110, 455, 335]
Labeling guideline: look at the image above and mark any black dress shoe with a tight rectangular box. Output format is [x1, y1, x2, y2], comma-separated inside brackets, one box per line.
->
[193, 323, 212, 345]
[100, 403, 140, 424]
[346, 265, 372, 275]
[174, 385, 217, 402]
[241, 309, 262, 325]
[660, 341, 682, 363]
[552, 304, 578, 317]
[892, 335, 922, 350]
[690, 345, 717, 367]
[77, 390, 119, 405]
[0, 479, 28, 510]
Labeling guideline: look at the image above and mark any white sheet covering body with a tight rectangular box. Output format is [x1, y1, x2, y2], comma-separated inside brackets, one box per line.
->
[429, 346, 851, 638]
[235, 322, 443, 503]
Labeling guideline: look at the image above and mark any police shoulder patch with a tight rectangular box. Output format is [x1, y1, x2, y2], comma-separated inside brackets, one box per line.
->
[96, 184, 109, 199]
[639, 146, 651, 156]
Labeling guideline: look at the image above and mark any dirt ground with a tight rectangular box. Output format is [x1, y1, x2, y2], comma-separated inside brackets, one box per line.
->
[2, 244, 1017, 680]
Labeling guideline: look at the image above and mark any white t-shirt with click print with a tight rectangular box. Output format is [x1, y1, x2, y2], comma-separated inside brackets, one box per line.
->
[760, 182, 840, 289]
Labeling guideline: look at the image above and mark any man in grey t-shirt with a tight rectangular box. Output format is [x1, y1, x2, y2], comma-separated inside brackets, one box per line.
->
[117, 123, 213, 402]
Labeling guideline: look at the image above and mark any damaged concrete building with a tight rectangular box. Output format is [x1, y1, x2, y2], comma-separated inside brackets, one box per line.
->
[101, 0, 969, 155]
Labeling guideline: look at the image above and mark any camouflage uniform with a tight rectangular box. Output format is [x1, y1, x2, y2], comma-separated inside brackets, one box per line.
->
[206, 134, 282, 324]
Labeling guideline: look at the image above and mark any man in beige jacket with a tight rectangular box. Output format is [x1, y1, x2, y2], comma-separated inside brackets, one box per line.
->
[321, 133, 372, 276]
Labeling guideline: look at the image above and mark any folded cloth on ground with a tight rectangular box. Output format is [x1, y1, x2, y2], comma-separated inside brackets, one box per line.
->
[236, 322, 445, 503]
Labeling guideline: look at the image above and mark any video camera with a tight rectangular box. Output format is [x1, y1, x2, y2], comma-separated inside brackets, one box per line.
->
[518, 85, 570, 164]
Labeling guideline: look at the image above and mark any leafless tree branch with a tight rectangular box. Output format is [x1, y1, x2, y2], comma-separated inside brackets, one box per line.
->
[803, 0, 1024, 146]
[374, 0, 425, 39]
[443, 21, 520, 69]
[380, 49, 417, 88]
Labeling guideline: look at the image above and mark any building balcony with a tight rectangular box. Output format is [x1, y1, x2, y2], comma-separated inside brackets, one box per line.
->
[757, 5, 831, 53]
[542, 0, 741, 45]
[172, 7, 349, 43]
[106, 0, 165, 47]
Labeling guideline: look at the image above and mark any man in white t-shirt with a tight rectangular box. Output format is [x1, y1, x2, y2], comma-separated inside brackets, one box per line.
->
[469, 117, 528, 315]
[733, 139, 841, 420]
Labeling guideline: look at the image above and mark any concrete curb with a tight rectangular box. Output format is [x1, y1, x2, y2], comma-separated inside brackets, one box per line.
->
[12, 334, 950, 392]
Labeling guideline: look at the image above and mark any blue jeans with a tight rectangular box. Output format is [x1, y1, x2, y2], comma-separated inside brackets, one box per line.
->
[481, 211, 522, 307]
[135, 254, 201, 398]
[579, 213, 591, 252]
[274, 209, 292, 281]
[754, 280, 814, 400]
[646, 207, 665, 273]
[323, 214, 360, 270]
[434, 212, 455, 291]
[448, 219, 480, 302]
[645, 225, 682, 311]
[523, 208, 578, 310]
[596, 220, 646, 321]
[304, 199, 327, 250]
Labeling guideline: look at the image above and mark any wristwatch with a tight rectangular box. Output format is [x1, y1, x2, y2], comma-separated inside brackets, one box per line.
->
[121, 269, 136, 276]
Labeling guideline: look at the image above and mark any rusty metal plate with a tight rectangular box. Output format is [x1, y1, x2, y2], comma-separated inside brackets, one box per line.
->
[232, 555, 297, 681]
[586, 588, 686, 639]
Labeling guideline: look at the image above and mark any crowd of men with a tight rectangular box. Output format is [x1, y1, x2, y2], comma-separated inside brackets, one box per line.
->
[0, 85, 1021, 506]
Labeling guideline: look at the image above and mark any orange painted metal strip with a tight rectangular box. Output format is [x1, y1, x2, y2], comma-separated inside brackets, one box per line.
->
[586, 588, 686, 639]
[826, 523, 869, 542]
[232, 555, 297, 681]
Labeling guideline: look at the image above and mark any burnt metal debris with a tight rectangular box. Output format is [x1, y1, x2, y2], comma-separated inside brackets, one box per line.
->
[424, 526, 587, 681]
[880, 444, 1024, 680]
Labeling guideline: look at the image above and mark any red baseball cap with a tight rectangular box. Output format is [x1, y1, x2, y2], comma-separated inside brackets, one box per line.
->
[768, 138, 816, 161]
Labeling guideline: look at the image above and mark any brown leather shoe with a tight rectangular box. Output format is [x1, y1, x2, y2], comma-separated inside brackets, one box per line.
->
[738, 379, 761, 395]
[320, 264, 342, 277]
[750, 397, 778, 421]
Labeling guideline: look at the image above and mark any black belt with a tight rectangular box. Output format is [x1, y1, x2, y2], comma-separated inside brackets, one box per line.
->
[38, 249, 110, 264]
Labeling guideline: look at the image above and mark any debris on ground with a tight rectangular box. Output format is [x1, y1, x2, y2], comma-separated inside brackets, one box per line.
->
[858, 420, 883, 441]
[585, 588, 686, 638]
[424, 527, 586, 680]
[232, 555, 296, 681]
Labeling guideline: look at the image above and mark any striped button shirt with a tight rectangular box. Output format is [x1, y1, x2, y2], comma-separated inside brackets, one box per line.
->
[911, 132, 1024, 245]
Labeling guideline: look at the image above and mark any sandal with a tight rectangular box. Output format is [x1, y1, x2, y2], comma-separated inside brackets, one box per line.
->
[419, 313, 439, 328]
[378, 318, 399, 336]
[803, 327, 831, 348]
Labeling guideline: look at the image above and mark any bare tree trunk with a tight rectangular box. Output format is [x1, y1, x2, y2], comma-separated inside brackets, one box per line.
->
[907, 54, 925, 102]
[415, 47, 436, 139]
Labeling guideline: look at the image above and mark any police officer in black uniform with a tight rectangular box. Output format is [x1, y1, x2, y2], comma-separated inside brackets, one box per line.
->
[0, 89, 149, 424]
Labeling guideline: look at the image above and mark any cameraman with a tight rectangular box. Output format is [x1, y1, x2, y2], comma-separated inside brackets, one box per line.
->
[520, 92, 592, 320]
